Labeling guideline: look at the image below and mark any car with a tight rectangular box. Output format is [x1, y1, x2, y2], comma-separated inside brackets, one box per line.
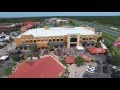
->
[103, 66, 108, 74]
[86, 65, 95, 73]
[8, 49, 21, 55]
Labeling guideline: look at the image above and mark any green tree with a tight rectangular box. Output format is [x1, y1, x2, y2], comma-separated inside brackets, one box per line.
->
[10, 54, 21, 62]
[3, 67, 12, 76]
[107, 55, 120, 66]
[30, 46, 38, 52]
[60, 60, 67, 67]
[60, 74, 68, 78]
[75, 56, 85, 67]
[48, 45, 54, 51]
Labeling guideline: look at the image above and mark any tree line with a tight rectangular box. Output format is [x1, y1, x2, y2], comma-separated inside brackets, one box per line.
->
[1, 16, 120, 27]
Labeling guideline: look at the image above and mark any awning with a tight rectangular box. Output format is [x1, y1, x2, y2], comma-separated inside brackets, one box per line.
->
[17, 43, 37, 48]
[88, 48, 106, 54]
[49, 41, 65, 46]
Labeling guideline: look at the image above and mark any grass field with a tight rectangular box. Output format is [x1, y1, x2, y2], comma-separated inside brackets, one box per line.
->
[103, 32, 120, 56]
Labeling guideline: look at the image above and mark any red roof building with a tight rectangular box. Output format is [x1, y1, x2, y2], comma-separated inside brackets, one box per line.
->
[10, 55, 65, 78]
[80, 54, 91, 62]
[88, 48, 106, 54]
[65, 56, 75, 64]
[24, 21, 35, 26]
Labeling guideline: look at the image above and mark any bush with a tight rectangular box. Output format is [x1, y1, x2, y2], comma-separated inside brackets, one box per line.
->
[30, 46, 38, 52]
[60, 60, 67, 67]
[10, 54, 21, 62]
[75, 56, 85, 67]
[60, 74, 68, 78]
[107, 55, 120, 66]
[3, 67, 12, 76]
[48, 45, 54, 51]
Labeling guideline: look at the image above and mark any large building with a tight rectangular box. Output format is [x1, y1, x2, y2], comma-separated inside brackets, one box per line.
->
[15, 26, 102, 50]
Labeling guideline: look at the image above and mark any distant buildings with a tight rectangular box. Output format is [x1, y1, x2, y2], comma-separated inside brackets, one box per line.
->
[20, 21, 40, 32]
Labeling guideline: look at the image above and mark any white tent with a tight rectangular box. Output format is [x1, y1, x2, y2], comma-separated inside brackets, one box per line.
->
[0, 56, 9, 61]
[76, 46, 85, 50]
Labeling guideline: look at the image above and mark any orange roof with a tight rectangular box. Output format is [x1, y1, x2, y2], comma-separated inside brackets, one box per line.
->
[65, 56, 75, 64]
[88, 48, 106, 54]
[10, 55, 65, 78]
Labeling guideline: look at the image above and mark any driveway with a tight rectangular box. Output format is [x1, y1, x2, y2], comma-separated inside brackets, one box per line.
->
[68, 63, 89, 78]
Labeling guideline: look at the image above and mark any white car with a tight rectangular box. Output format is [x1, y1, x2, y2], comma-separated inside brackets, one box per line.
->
[86, 65, 95, 73]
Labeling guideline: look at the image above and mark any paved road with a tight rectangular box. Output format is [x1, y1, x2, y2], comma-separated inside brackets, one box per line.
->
[75, 20, 120, 37]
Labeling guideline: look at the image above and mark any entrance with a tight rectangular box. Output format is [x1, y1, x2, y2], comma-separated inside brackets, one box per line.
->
[70, 44, 77, 47]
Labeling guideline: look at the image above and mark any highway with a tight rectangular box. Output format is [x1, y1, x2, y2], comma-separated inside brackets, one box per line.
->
[75, 20, 120, 37]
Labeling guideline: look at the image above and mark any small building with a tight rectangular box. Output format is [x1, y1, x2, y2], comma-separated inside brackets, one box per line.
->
[65, 56, 75, 64]
[88, 48, 106, 54]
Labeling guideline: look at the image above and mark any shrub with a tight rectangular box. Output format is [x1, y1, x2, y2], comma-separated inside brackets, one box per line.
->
[75, 56, 85, 67]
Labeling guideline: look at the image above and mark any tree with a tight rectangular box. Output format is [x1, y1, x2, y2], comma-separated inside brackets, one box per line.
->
[60, 60, 67, 67]
[60, 73, 68, 78]
[10, 54, 21, 62]
[91, 57, 96, 63]
[75, 56, 85, 67]
[33, 52, 40, 58]
[48, 45, 54, 51]
[107, 55, 120, 66]
[30, 46, 38, 53]
[3, 67, 12, 76]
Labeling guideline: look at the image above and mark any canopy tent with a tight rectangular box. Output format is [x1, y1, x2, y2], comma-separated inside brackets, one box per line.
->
[0, 55, 9, 61]
[76, 46, 84, 50]
[65, 56, 75, 64]
[88, 48, 106, 54]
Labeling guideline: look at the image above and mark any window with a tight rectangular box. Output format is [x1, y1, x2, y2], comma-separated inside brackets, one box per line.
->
[70, 38, 77, 42]
[37, 40, 40, 42]
[26, 41, 28, 43]
[53, 39, 55, 41]
[30, 40, 32, 43]
[57, 39, 59, 41]
[60, 39, 63, 41]
[49, 39, 51, 42]
[34, 40, 36, 42]
[82, 38, 85, 40]
[41, 40, 44, 41]
[22, 41, 25, 43]
[89, 38, 92, 40]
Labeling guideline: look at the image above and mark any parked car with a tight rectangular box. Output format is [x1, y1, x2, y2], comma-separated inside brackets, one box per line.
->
[86, 65, 95, 73]
[8, 49, 21, 55]
[103, 66, 108, 74]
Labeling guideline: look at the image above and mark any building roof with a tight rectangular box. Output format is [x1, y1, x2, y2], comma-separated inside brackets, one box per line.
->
[10, 55, 65, 78]
[80, 54, 91, 62]
[65, 56, 75, 64]
[88, 48, 106, 54]
[17, 27, 95, 38]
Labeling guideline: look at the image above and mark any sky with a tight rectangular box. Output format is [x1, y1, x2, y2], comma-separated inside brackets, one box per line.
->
[0, 12, 120, 18]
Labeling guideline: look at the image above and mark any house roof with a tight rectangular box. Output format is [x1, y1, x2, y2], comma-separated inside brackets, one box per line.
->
[10, 55, 65, 78]
[88, 48, 106, 54]
[65, 56, 75, 64]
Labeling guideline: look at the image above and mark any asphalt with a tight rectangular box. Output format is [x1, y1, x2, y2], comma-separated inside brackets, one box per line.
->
[76, 20, 120, 37]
